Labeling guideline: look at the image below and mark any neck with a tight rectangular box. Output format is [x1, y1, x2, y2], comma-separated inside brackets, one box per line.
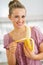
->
[14, 26, 26, 33]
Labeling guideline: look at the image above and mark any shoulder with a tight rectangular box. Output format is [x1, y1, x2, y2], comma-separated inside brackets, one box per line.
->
[30, 26, 41, 33]
[4, 33, 9, 41]
[4, 33, 9, 44]
[4, 33, 9, 49]
[31, 26, 43, 45]
[27, 26, 38, 33]
[4, 29, 14, 42]
[31, 26, 43, 38]
[31, 26, 43, 36]
[4, 29, 14, 38]
[4, 30, 14, 49]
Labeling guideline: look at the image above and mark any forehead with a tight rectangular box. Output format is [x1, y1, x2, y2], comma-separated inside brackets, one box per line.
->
[12, 8, 26, 15]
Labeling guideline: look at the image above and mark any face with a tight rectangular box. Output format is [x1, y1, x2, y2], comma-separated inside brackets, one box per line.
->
[9, 8, 26, 29]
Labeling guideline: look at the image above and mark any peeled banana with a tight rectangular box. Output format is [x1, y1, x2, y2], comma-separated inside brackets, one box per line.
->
[15, 38, 34, 51]
[24, 38, 34, 51]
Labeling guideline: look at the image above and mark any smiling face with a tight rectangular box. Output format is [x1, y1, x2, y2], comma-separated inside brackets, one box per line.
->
[9, 8, 26, 29]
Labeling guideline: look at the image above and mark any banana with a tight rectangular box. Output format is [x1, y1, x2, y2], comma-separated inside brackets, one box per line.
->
[24, 38, 34, 51]
[15, 38, 34, 51]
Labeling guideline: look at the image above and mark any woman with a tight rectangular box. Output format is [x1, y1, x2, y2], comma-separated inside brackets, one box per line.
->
[4, 0, 43, 65]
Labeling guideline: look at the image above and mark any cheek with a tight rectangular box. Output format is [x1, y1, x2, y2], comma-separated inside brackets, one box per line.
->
[14, 18, 18, 22]
[23, 19, 26, 23]
[13, 18, 26, 25]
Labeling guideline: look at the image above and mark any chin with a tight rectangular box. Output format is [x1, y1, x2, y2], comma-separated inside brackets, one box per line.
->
[17, 25, 24, 29]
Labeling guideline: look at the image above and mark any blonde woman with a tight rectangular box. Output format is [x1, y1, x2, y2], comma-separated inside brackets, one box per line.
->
[4, 0, 43, 65]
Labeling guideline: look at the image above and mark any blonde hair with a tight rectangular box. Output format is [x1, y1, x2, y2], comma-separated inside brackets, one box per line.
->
[8, 0, 26, 16]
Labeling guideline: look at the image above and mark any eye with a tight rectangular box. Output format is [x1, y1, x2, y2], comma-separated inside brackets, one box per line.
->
[15, 16, 19, 18]
[22, 15, 25, 18]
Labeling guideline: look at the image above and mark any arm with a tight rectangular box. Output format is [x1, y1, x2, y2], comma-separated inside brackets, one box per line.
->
[24, 42, 43, 60]
[33, 27, 43, 60]
[34, 42, 43, 60]
[6, 42, 17, 65]
[24, 27, 43, 60]
[4, 34, 17, 65]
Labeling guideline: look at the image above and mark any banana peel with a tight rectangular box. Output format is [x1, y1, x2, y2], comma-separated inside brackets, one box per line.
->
[15, 38, 34, 51]
[24, 38, 34, 51]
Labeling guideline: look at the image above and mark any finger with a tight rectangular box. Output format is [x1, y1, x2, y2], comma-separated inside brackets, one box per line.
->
[9, 42, 17, 48]
[24, 46, 30, 57]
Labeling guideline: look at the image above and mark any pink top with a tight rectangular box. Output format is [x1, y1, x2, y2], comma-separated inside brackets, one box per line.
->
[4, 27, 43, 65]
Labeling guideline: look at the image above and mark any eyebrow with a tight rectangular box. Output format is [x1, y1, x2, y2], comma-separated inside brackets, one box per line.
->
[14, 15, 25, 17]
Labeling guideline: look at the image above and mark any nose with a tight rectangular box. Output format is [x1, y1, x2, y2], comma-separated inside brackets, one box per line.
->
[18, 17, 22, 23]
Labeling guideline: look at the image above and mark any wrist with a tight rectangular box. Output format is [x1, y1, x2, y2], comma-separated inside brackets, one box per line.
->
[33, 54, 38, 60]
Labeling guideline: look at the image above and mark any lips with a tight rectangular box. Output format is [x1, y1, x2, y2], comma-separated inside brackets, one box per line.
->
[17, 22, 23, 26]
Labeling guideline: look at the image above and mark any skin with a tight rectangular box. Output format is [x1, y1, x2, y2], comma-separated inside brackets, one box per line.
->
[24, 42, 43, 60]
[6, 8, 26, 65]
[7, 8, 43, 65]
[9, 8, 43, 60]
[9, 8, 26, 31]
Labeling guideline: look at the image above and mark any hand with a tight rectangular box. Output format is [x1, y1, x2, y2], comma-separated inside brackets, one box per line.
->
[8, 42, 17, 53]
[24, 45, 36, 60]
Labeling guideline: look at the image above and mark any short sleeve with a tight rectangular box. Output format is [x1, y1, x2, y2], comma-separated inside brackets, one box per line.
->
[33, 27, 43, 46]
[4, 34, 9, 49]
